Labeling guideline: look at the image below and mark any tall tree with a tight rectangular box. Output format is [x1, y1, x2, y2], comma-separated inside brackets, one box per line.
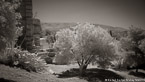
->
[121, 26, 145, 72]
[0, 0, 22, 51]
[54, 23, 116, 76]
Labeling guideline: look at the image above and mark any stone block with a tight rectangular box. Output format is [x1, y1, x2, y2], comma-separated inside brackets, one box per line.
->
[26, 18, 33, 24]
[25, 2, 32, 5]
[25, 5, 32, 10]
[26, 12, 33, 18]
[26, 9, 32, 13]
[26, 24, 33, 30]
[33, 19, 40, 25]
[24, 0, 32, 3]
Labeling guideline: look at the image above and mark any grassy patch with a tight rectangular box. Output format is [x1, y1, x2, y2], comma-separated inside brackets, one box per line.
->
[58, 68, 124, 82]
[129, 71, 145, 78]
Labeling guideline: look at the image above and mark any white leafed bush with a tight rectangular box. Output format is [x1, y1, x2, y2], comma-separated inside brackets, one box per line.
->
[54, 23, 116, 75]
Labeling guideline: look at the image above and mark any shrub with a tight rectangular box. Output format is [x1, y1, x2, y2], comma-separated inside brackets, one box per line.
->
[13, 49, 46, 72]
[37, 52, 54, 64]
[0, 48, 46, 72]
[48, 52, 55, 57]
[0, 0, 22, 51]
[54, 23, 116, 75]
[0, 48, 15, 65]
[54, 55, 71, 65]
[121, 26, 145, 72]
[44, 57, 53, 64]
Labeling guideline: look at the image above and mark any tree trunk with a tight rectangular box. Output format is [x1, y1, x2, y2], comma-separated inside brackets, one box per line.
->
[136, 68, 138, 72]
[79, 64, 87, 76]
[118, 64, 121, 69]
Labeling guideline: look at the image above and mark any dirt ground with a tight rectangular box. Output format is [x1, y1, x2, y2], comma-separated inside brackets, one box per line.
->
[0, 64, 87, 82]
[0, 64, 144, 82]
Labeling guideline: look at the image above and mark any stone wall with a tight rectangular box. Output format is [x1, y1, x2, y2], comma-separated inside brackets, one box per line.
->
[17, 0, 42, 52]
[33, 19, 42, 47]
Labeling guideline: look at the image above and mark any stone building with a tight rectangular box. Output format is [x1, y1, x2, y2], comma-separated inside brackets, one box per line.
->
[17, 0, 42, 52]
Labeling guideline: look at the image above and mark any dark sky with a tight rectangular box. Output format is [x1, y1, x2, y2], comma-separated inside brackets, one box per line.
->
[32, 0, 145, 28]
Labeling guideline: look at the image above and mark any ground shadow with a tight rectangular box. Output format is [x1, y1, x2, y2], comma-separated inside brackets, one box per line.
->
[57, 68, 124, 82]
[129, 71, 145, 78]
[0, 78, 16, 82]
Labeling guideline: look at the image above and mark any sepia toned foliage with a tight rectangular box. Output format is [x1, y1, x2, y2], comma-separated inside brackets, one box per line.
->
[54, 23, 116, 75]
[0, 0, 22, 51]
[110, 40, 126, 69]
[12, 49, 46, 72]
[121, 26, 145, 72]
[54, 28, 74, 64]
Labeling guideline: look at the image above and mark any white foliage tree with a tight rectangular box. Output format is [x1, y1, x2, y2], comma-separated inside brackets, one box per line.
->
[54, 23, 116, 75]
